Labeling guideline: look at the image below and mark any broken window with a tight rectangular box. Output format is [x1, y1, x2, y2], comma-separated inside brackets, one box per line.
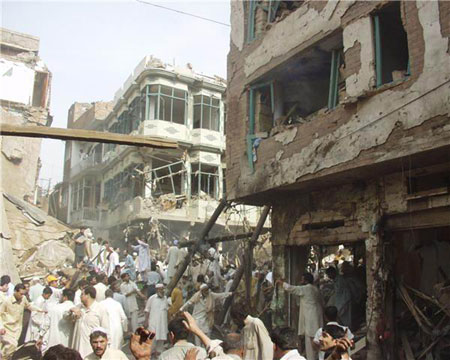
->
[32, 71, 49, 108]
[145, 84, 187, 125]
[247, 1, 304, 42]
[247, 32, 344, 168]
[372, 2, 410, 87]
[191, 163, 220, 199]
[193, 94, 220, 131]
[151, 160, 186, 197]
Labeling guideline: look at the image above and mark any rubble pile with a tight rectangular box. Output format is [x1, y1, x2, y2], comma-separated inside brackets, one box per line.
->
[2, 193, 75, 279]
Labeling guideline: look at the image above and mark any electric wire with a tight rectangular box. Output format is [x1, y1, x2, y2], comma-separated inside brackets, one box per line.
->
[135, 0, 230, 27]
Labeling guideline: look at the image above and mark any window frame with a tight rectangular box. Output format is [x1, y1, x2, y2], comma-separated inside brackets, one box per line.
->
[193, 94, 221, 131]
[145, 84, 188, 125]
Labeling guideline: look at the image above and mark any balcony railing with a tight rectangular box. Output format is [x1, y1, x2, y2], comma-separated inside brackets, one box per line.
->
[71, 153, 102, 175]
[71, 207, 100, 223]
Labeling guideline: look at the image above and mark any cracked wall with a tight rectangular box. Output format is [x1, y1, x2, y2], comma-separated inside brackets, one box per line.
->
[226, 0, 450, 202]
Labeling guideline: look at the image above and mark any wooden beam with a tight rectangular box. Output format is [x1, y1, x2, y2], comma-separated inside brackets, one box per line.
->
[218, 205, 271, 324]
[0, 124, 178, 149]
[386, 207, 450, 231]
[165, 199, 229, 296]
[179, 231, 267, 247]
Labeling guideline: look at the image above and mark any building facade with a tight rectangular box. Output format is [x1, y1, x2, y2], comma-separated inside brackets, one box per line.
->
[60, 56, 260, 243]
[0, 28, 52, 198]
[227, 1, 450, 359]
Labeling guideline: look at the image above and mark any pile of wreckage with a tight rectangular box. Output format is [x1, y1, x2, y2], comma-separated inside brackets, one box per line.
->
[397, 281, 450, 359]
[0, 192, 75, 283]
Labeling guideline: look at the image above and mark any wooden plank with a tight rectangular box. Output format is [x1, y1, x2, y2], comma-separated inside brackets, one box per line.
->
[0, 124, 178, 149]
[179, 231, 267, 247]
[400, 331, 415, 360]
[165, 199, 228, 296]
[386, 207, 450, 231]
[217, 205, 271, 324]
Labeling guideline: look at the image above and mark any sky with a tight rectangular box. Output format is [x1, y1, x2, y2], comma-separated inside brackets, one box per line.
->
[2, 0, 231, 188]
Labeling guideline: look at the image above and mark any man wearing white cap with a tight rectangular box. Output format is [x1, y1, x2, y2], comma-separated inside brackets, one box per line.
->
[180, 284, 232, 346]
[165, 240, 180, 284]
[144, 283, 169, 355]
[85, 328, 128, 360]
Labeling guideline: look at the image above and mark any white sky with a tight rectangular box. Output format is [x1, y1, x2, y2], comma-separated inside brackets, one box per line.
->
[2, 0, 231, 187]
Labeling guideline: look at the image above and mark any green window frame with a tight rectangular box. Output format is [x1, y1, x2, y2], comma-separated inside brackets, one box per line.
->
[193, 94, 221, 131]
[248, 0, 282, 42]
[247, 81, 274, 172]
[144, 84, 187, 125]
[191, 163, 220, 200]
[373, 11, 410, 88]
[328, 49, 342, 110]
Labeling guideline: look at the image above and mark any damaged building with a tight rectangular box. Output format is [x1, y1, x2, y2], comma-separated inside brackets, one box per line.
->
[226, 1, 450, 359]
[57, 56, 261, 244]
[0, 28, 74, 282]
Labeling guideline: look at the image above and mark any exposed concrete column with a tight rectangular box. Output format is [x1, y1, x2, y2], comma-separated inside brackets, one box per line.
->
[271, 244, 288, 327]
[365, 218, 384, 360]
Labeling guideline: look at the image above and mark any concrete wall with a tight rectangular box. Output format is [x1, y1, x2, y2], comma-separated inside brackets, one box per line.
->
[226, 0, 450, 203]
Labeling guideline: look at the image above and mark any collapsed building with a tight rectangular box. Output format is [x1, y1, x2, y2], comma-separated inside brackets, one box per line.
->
[226, 1, 450, 359]
[0, 28, 74, 282]
[53, 56, 263, 247]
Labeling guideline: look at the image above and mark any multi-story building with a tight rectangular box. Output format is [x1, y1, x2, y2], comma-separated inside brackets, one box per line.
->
[0, 28, 52, 198]
[226, 1, 450, 359]
[61, 56, 260, 243]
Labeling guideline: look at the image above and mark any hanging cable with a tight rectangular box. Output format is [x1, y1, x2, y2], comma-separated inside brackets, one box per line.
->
[135, 0, 230, 27]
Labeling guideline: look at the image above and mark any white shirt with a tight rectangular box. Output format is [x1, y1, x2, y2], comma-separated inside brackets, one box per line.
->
[280, 349, 306, 360]
[94, 283, 108, 302]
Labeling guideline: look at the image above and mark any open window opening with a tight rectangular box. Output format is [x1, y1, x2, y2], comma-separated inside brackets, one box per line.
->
[247, 1, 305, 42]
[372, 2, 410, 87]
[32, 71, 49, 108]
[407, 171, 450, 197]
[193, 94, 221, 131]
[249, 33, 344, 133]
[151, 160, 186, 197]
[191, 163, 220, 200]
[102, 164, 145, 207]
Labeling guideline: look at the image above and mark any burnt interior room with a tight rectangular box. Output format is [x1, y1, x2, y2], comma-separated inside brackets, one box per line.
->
[253, 32, 343, 133]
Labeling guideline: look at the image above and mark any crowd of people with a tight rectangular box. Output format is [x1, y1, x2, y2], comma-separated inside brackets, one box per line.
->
[0, 226, 361, 360]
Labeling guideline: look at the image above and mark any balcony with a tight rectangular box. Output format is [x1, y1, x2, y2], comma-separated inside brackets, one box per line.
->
[71, 153, 102, 176]
[191, 128, 225, 150]
[70, 207, 100, 225]
[140, 120, 189, 143]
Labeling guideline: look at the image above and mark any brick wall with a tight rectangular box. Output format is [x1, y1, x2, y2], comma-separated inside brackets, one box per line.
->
[226, 0, 449, 202]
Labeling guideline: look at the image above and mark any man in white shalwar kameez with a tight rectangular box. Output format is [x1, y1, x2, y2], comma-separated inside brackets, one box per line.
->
[279, 273, 323, 360]
[47, 288, 75, 348]
[230, 303, 273, 360]
[28, 277, 44, 303]
[69, 286, 109, 358]
[180, 284, 232, 346]
[131, 236, 151, 282]
[144, 283, 169, 354]
[101, 289, 127, 350]
[165, 241, 179, 284]
[120, 273, 144, 333]
[106, 247, 120, 277]
[94, 274, 108, 302]
[25, 286, 52, 343]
